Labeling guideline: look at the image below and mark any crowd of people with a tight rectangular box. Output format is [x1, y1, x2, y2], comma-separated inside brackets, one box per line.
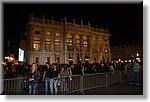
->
[2, 60, 143, 95]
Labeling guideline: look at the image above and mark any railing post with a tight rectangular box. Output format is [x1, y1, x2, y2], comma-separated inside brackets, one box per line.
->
[119, 71, 122, 83]
[79, 75, 85, 95]
[106, 73, 108, 87]
[105, 73, 111, 90]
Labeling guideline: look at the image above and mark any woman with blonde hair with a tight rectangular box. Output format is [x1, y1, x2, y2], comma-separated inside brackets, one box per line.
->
[27, 63, 40, 95]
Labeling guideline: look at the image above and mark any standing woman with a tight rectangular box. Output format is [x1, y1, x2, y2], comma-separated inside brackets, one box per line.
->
[53, 64, 59, 95]
[28, 63, 40, 95]
[59, 66, 68, 94]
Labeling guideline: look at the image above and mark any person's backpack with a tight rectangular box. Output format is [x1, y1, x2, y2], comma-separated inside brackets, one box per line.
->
[21, 78, 29, 91]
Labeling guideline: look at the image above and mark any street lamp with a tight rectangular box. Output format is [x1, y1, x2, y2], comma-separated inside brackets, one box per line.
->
[136, 53, 140, 62]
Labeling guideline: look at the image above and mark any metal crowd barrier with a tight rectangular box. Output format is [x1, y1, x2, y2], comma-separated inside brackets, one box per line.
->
[2, 70, 132, 95]
[3, 77, 27, 95]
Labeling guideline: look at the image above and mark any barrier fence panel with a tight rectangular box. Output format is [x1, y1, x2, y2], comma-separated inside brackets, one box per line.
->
[83, 73, 106, 90]
[107, 71, 120, 85]
[120, 70, 133, 82]
[57, 75, 81, 95]
[3, 70, 134, 95]
[4, 77, 27, 95]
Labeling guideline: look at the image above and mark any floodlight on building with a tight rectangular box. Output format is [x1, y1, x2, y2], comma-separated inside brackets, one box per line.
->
[85, 55, 89, 61]
[68, 56, 73, 61]
[136, 53, 139, 57]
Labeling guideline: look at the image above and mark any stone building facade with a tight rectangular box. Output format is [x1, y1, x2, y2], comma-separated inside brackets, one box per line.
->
[20, 14, 111, 65]
[110, 43, 143, 63]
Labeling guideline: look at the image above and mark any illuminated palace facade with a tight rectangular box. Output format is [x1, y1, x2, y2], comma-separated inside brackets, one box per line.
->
[21, 14, 111, 65]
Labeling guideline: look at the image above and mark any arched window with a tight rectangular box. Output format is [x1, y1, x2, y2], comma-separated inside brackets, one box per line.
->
[33, 37, 40, 50]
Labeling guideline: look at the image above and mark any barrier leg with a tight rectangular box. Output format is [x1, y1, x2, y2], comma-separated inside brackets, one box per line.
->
[77, 76, 85, 95]
[105, 73, 111, 91]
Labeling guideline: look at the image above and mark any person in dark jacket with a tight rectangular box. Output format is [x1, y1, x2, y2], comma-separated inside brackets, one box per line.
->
[132, 60, 141, 85]
[27, 63, 40, 95]
[53, 64, 59, 95]
[42, 62, 55, 95]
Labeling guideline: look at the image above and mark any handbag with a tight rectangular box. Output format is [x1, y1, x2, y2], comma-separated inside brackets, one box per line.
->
[21, 78, 29, 91]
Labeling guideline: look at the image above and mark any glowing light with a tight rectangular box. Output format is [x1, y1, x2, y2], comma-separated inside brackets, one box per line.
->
[85, 59, 89, 61]
[19, 48, 24, 62]
[33, 44, 36, 48]
[68, 59, 73, 61]
[137, 53, 139, 57]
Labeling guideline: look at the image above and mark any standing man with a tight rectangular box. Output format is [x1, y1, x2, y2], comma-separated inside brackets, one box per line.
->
[132, 60, 141, 85]
[42, 62, 54, 95]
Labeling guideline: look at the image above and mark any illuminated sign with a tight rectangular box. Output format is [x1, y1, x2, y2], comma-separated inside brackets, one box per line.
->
[19, 48, 24, 62]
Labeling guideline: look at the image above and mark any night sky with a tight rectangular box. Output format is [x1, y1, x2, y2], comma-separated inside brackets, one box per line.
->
[3, 2, 143, 58]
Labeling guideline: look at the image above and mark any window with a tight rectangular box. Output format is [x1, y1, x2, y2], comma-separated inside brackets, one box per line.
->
[76, 39, 80, 44]
[47, 57, 50, 62]
[55, 32, 60, 37]
[76, 34, 80, 39]
[83, 41, 87, 45]
[46, 32, 50, 36]
[55, 43, 60, 51]
[75, 34, 80, 51]
[83, 35, 87, 51]
[57, 57, 60, 64]
[67, 33, 73, 51]
[54, 37, 60, 52]
[33, 37, 40, 50]
[36, 57, 39, 63]
[83, 35, 87, 40]
[92, 35, 96, 41]
[104, 39, 107, 42]
[67, 44, 72, 51]
[35, 31, 40, 34]
[45, 37, 51, 51]
[55, 38, 60, 42]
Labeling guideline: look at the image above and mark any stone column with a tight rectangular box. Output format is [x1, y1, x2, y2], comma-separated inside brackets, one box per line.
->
[41, 31, 45, 51]
[80, 35, 83, 52]
[107, 37, 111, 62]
[95, 35, 99, 62]
[64, 16, 67, 64]
[29, 30, 33, 51]
[51, 32, 54, 51]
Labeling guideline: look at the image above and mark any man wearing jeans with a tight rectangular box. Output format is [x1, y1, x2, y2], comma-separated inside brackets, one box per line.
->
[42, 62, 54, 95]
[132, 60, 141, 85]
